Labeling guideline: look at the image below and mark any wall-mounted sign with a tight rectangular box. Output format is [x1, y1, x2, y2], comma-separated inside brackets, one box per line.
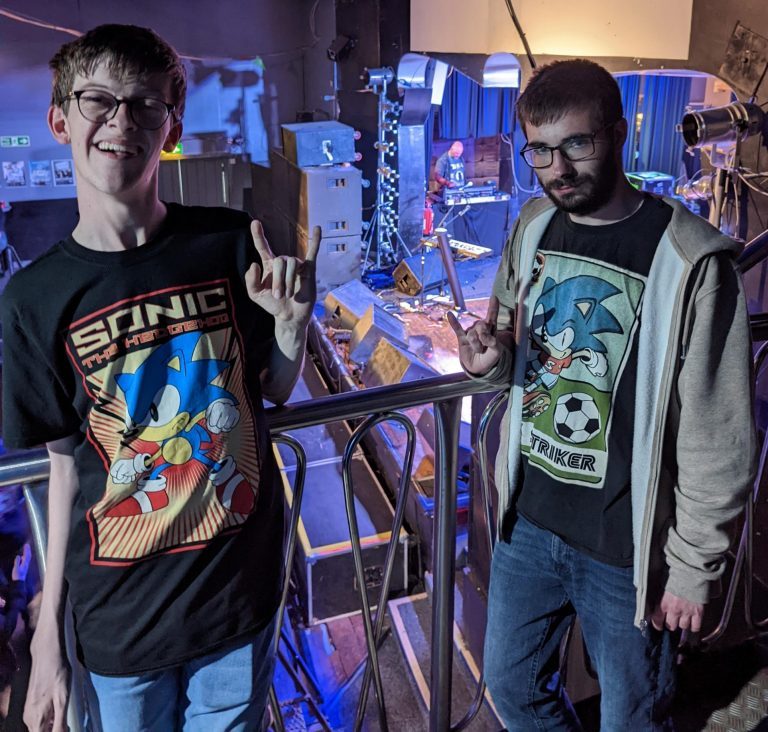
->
[0, 135, 31, 148]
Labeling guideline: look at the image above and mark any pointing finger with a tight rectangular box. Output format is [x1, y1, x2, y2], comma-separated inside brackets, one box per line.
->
[446, 310, 466, 338]
[250, 220, 274, 263]
[305, 226, 322, 263]
[486, 295, 500, 331]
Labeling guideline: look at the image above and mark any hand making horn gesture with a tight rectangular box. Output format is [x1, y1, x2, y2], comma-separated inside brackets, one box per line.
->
[245, 221, 321, 325]
[447, 295, 503, 375]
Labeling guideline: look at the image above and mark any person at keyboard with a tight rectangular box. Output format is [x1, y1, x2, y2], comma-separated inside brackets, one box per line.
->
[433, 141, 466, 197]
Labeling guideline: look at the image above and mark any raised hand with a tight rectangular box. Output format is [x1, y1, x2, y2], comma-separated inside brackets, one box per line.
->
[447, 295, 503, 376]
[245, 221, 320, 326]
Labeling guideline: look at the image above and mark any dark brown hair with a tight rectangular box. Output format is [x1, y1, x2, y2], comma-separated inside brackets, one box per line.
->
[49, 24, 187, 118]
[516, 59, 623, 132]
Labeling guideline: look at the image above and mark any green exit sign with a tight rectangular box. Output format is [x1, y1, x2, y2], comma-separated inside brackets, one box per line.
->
[0, 135, 31, 147]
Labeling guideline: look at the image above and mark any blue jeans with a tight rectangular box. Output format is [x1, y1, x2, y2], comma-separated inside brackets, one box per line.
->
[484, 515, 676, 731]
[89, 617, 276, 732]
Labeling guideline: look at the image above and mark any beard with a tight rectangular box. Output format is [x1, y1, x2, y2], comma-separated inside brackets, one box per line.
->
[541, 147, 619, 216]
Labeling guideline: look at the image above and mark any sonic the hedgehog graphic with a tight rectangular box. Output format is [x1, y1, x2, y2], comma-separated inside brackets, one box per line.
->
[107, 332, 255, 517]
[523, 274, 623, 417]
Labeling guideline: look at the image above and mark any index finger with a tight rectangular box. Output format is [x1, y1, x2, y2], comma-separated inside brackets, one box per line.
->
[446, 310, 466, 337]
[485, 295, 500, 329]
[250, 220, 274, 263]
[305, 225, 322, 263]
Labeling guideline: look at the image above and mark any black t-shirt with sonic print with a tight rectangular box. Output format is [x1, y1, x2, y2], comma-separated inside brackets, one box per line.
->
[510, 194, 673, 566]
[0, 203, 283, 675]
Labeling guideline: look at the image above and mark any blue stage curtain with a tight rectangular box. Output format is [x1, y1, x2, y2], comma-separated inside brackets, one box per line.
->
[617, 74, 641, 172]
[437, 71, 517, 139]
[636, 75, 691, 177]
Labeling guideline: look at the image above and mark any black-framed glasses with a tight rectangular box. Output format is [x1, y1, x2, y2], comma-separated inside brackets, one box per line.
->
[520, 123, 616, 169]
[65, 90, 176, 131]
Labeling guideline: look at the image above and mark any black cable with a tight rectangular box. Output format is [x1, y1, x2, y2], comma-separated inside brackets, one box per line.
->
[503, 0, 537, 70]
[747, 184, 766, 231]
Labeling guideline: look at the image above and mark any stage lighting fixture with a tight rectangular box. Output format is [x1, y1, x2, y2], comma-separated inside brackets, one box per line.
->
[678, 102, 766, 148]
[363, 67, 395, 89]
[677, 174, 714, 202]
[326, 35, 356, 63]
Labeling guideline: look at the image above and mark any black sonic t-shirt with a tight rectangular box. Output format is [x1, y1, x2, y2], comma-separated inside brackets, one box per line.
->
[0, 203, 283, 675]
[512, 195, 673, 566]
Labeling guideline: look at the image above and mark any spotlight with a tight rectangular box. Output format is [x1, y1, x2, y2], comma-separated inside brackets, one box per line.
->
[678, 102, 766, 148]
[677, 174, 714, 202]
[362, 67, 395, 89]
[327, 35, 356, 63]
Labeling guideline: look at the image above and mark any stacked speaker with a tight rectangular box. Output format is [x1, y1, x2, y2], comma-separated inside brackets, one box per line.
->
[271, 122, 363, 300]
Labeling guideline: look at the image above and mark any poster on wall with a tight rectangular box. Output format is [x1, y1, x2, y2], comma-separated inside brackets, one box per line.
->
[29, 160, 52, 187]
[2, 161, 27, 187]
[52, 159, 74, 186]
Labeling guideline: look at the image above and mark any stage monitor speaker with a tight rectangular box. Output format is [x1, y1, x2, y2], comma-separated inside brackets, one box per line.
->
[349, 304, 408, 363]
[281, 121, 357, 167]
[323, 280, 383, 330]
[361, 338, 437, 388]
[392, 250, 447, 296]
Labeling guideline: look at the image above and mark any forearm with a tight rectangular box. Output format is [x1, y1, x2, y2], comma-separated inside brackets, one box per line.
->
[665, 256, 757, 603]
[37, 439, 78, 639]
[261, 320, 308, 405]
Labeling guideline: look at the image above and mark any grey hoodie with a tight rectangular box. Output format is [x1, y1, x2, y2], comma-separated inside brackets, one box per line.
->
[473, 196, 758, 627]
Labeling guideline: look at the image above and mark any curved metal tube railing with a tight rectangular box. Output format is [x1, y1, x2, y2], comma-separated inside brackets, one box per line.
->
[341, 412, 416, 731]
[702, 341, 768, 645]
[0, 372, 496, 732]
[450, 390, 507, 732]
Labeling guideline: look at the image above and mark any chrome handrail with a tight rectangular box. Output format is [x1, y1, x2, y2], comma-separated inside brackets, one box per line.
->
[0, 372, 497, 732]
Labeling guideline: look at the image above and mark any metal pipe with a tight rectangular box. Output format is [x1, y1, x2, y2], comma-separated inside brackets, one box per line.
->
[0, 376, 493, 490]
[341, 420, 389, 732]
[435, 228, 466, 311]
[266, 372, 491, 434]
[703, 340, 768, 645]
[737, 229, 768, 274]
[429, 397, 462, 732]
[451, 390, 507, 731]
[353, 412, 416, 728]
[271, 434, 308, 657]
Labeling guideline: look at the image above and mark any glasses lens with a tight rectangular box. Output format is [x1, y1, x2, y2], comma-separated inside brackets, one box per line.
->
[561, 136, 596, 162]
[522, 147, 552, 169]
[77, 91, 117, 122]
[130, 98, 171, 130]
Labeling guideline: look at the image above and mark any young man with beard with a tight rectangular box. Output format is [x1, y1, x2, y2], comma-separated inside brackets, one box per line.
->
[449, 59, 756, 729]
[1, 24, 318, 731]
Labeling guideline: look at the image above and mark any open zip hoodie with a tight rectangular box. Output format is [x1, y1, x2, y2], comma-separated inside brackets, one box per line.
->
[474, 196, 758, 627]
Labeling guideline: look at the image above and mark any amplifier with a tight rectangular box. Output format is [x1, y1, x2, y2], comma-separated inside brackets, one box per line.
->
[270, 149, 362, 238]
[281, 121, 357, 167]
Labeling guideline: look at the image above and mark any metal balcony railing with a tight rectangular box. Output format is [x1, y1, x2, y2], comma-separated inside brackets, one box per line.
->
[0, 371, 499, 732]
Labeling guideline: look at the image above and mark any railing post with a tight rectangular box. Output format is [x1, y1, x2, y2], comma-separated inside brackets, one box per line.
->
[429, 396, 462, 732]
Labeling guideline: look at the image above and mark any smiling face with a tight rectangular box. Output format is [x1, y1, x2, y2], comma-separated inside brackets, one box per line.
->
[524, 108, 624, 217]
[47, 61, 182, 204]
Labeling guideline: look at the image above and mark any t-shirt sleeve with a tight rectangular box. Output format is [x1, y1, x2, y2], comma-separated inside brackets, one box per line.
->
[435, 154, 448, 180]
[1, 296, 81, 449]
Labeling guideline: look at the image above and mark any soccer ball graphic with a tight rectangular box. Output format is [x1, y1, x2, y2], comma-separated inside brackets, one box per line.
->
[553, 392, 601, 444]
